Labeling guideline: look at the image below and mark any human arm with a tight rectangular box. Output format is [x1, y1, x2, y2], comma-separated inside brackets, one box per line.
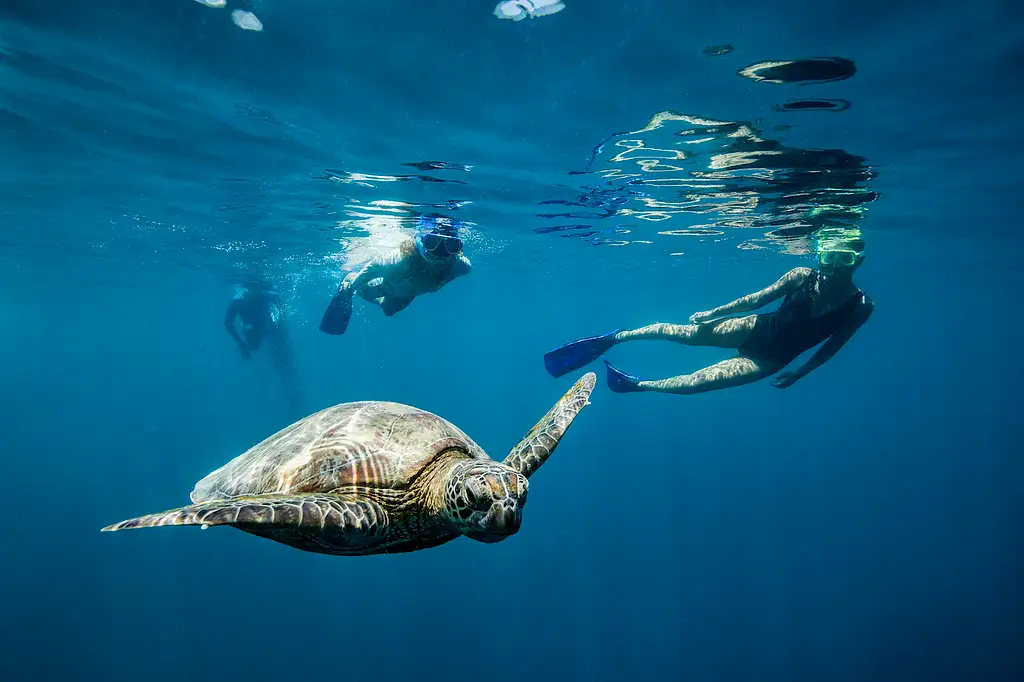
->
[342, 261, 386, 293]
[339, 239, 413, 293]
[451, 254, 472, 279]
[690, 267, 813, 323]
[771, 296, 874, 388]
[223, 299, 251, 359]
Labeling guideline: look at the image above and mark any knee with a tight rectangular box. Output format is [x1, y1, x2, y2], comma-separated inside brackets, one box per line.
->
[689, 323, 713, 342]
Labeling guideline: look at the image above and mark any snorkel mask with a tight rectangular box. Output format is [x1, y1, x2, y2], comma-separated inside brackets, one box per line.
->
[815, 226, 864, 271]
[416, 232, 463, 262]
[817, 247, 860, 267]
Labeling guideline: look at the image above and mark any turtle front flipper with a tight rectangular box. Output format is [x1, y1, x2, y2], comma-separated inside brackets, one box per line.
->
[503, 372, 596, 479]
[102, 494, 389, 535]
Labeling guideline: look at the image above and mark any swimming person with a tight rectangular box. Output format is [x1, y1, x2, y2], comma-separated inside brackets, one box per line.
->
[543, 235, 874, 395]
[319, 218, 471, 335]
[224, 278, 305, 414]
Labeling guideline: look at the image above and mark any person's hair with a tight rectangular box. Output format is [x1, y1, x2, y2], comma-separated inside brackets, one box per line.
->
[819, 238, 864, 253]
[400, 235, 418, 257]
[815, 226, 865, 255]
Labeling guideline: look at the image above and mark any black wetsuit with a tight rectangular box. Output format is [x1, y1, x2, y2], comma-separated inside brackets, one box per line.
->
[739, 273, 868, 365]
[232, 290, 281, 350]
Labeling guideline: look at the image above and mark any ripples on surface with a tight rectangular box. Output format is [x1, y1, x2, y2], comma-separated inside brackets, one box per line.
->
[0, 11, 876, 285]
[538, 111, 877, 256]
[737, 57, 857, 85]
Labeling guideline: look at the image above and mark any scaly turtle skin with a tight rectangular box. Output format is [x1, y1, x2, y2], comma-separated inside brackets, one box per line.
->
[103, 372, 596, 556]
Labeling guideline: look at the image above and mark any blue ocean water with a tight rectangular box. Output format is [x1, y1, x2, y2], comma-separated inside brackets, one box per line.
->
[1, 1, 1022, 680]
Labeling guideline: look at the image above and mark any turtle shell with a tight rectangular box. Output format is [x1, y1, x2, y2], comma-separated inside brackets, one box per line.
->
[190, 401, 489, 503]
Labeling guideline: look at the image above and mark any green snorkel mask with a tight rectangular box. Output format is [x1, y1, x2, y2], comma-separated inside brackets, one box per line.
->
[817, 247, 860, 267]
[815, 225, 864, 268]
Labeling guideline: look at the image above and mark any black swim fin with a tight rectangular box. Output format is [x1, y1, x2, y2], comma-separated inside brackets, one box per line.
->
[319, 287, 353, 335]
[543, 330, 620, 378]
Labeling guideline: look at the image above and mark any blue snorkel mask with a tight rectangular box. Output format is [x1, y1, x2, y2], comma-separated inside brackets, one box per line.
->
[416, 232, 463, 262]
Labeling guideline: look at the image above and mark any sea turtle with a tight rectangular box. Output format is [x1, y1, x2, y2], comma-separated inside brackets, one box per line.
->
[102, 372, 596, 556]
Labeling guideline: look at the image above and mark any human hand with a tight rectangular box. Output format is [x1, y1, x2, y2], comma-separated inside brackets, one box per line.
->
[689, 310, 715, 324]
[238, 343, 252, 360]
[770, 371, 800, 389]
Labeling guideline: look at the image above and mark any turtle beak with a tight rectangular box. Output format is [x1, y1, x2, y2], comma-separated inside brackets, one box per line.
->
[487, 504, 522, 535]
[461, 468, 527, 543]
[467, 502, 523, 543]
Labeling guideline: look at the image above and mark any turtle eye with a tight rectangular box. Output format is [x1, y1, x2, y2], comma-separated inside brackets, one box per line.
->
[465, 488, 478, 507]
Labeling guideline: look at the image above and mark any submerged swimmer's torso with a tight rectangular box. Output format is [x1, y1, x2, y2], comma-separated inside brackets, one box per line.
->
[235, 291, 283, 343]
[357, 256, 464, 300]
[741, 272, 868, 365]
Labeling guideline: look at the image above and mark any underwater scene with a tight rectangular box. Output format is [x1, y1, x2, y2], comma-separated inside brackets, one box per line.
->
[1, 1, 1022, 681]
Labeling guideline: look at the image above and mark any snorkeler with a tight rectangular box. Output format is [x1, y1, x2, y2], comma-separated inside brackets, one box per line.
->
[224, 279, 305, 414]
[319, 222, 471, 335]
[224, 280, 281, 360]
[543, 236, 874, 395]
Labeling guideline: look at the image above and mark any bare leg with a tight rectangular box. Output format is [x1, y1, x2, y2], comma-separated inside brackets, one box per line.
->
[613, 316, 758, 350]
[636, 356, 779, 395]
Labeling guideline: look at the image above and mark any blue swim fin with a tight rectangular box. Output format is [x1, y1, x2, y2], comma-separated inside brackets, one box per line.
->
[604, 359, 645, 393]
[319, 287, 353, 336]
[543, 330, 620, 378]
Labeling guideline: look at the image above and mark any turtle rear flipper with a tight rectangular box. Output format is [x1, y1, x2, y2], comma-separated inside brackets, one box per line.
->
[102, 494, 388, 535]
[503, 372, 596, 479]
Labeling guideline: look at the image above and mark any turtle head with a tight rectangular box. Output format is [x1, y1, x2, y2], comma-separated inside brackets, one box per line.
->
[445, 460, 529, 543]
